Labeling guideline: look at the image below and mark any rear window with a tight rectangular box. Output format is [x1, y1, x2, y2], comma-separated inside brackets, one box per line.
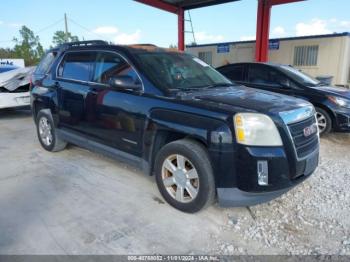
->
[58, 52, 94, 82]
[35, 52, 56, 75]
[221, 65, 245, 82]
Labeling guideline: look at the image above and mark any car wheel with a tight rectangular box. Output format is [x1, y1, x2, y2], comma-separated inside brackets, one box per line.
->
[315, 107, 332, 135]
[154, 139, 215, 213]
[36, 110, 67, 152]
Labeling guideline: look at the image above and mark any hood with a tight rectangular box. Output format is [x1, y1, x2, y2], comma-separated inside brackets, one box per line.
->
[310, 85, 350, 99]
[179, 85, 311, 115]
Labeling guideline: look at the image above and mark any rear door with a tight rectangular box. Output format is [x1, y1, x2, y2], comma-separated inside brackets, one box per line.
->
[56, 51, 96, 135]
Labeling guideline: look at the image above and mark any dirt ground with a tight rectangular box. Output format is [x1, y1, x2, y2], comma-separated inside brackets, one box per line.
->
[0, 109, 349, 255]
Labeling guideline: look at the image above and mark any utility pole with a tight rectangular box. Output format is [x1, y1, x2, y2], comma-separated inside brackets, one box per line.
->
[64, 13, 69, 43]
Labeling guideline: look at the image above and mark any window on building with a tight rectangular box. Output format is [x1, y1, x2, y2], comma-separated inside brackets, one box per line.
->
[198, 51, 213, 65]
[293, 45, 319, 66]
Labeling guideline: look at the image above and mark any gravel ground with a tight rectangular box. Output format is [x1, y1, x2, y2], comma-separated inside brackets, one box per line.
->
[0, 109, 349, 255]
[211, 133, 350, 255]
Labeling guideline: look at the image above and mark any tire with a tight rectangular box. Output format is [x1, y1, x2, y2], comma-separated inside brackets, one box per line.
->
[36, 110, 67, 152]
[154, 139, 215, 213]
[315, 107, 332, 135]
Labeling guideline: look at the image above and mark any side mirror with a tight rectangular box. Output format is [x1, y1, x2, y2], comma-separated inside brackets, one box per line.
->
[109, 76, 142, 91]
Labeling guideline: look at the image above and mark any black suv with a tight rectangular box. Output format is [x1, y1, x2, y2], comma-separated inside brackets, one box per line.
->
[31, 41, 319, 213]
[217, 62, 350, 135]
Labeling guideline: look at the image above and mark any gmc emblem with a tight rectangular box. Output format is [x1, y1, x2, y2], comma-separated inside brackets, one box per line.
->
[304, 124, 318, 137]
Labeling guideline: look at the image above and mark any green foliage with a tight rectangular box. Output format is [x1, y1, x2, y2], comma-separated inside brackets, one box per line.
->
[1, 26, 80, 67]
[52, 31, 79, 46]
[12, 26, 44, 66]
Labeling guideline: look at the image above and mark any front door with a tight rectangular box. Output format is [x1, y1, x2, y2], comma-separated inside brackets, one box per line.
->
[85, 51, 145, 157]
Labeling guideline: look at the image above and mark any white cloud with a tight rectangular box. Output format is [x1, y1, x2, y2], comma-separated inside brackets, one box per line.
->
[295, 19, 332, 36]
[340, 20, 350, 28]
[271, 26, 286, 37]
[240, 35, 255, 41]
[93, 26, 118, 35]
[114, 30, 141, 45]
[194, 31, 224, 43]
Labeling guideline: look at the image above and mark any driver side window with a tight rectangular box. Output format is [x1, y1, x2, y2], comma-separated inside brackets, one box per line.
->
[93, 52, 141, 85]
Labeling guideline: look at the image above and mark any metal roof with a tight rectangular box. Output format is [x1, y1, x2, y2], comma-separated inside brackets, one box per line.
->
[160, 0, 240, 10]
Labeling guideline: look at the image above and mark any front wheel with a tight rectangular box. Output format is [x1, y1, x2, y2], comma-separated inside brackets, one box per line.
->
[315, 107, 332, 135]
[154, 139, 215, 213]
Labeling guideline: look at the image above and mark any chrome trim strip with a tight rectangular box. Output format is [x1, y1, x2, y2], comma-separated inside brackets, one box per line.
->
[279, 105, 315, 125]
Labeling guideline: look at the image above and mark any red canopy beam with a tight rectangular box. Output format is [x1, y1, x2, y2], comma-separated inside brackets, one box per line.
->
[135, 0, 185, 50]
[255, 0, 305, 62]
[135, 0, 178, 13]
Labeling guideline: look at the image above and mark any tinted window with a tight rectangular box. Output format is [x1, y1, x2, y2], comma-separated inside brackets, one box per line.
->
[36, 51, 56, 75]
[248, 65, 289, 87]
[58, 52, 94, 81]
[93, 52, 140, 85]
[222, 65, 245, 81]
[135, 52, 231, 91]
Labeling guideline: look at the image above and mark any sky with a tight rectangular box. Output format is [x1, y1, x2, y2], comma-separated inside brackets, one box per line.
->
[0, 0, 350, 49]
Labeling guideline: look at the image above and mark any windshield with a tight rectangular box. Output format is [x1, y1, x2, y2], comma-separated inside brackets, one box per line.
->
[279, 65, 320, 87]
[135, 52, 232, 91]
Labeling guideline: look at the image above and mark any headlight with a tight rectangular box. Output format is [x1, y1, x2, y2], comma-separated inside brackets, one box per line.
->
[234, 113, 283, 146]
[327, 96, 350, 109]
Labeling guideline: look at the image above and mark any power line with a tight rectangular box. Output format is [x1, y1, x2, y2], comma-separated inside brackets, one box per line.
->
[35, 18, 64, 34]
[0, 17, 64, 44]
[67, 17, 110, 41]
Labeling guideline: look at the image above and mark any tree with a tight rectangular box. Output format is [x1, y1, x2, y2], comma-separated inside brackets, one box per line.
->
[13, 26, 44, 66]
[52, 31, 79, 46]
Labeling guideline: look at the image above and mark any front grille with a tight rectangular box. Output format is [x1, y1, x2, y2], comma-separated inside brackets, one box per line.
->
[288, 117, 319, 159]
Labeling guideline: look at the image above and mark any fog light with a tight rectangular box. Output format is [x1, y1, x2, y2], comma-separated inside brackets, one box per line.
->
[257, 161, 268, 186]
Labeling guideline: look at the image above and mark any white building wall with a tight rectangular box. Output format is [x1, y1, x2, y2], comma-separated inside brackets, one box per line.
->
[187, 34, 350, 86]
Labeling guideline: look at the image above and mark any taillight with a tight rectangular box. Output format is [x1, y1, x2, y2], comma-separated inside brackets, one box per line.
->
[29, 75, 33, 91]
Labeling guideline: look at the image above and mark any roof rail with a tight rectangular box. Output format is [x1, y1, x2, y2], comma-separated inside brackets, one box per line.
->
[59, 40, 108, 50]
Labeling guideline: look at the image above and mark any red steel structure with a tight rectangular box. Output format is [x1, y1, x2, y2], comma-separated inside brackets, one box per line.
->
[135, 0, 305, 62]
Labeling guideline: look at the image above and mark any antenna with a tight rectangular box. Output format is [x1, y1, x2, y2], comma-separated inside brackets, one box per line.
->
[185, 11, 196, 45]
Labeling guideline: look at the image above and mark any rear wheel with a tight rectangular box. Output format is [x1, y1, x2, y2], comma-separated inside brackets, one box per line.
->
[315, 107, 332, 135]
[154, 139, 215, 213]
[36, 110, 67, 152]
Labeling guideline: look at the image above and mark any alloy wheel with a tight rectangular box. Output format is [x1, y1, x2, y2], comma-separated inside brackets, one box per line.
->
[38, 117, 53, 146]
[161, 154, 200, 203]
[316, 112, 327, 134]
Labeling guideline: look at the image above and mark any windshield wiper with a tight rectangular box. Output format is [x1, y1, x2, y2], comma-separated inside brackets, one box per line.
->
[201, 83, 234, 89]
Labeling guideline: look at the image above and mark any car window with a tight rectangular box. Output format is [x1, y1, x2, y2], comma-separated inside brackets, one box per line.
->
[221, 65, 245, 82]
[58, 52, 94, 82]
[93, 52, 140, 85]
[36, 51, 57, 75]
[135, 52, 231, 91]
[248, 65, 290, 88]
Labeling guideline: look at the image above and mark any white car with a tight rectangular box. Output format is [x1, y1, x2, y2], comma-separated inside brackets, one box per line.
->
[0, 67, 35, 109]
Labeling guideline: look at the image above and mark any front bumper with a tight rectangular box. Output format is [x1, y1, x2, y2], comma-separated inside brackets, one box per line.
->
[334, 109, 350, 131]
[0, 92, 30, 109]
[217, 146, 319, 207]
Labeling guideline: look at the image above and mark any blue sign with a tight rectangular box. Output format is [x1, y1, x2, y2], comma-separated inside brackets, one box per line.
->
[217, 44, 230, 53]
[269, 40, 280, 50]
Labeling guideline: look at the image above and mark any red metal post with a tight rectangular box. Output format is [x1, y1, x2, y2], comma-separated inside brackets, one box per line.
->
[178, 7, 185, 51]
[255, 0, 271, 62]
